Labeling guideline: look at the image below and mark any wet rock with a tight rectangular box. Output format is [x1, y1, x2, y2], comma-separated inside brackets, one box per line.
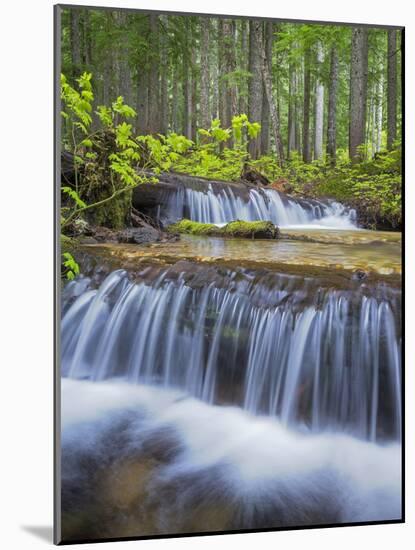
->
[90, 226, 119, 243]
[117, 226, 161, 245]
[78, 236, 98, 245]
[352, 269, 368, 281]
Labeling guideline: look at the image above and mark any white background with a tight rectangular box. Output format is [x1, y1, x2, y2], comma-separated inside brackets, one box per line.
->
[0, 0, 412, 548]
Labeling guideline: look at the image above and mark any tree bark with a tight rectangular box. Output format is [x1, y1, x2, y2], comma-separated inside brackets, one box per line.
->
[183, 32, 192, 139]
[314, 42, 324, 160]
[70, 9, 82, 78]
[102, 13, 115, 106]
[295, 68, 302, 152]
[302, 48, 311, 163]
[191, 24, 198, 141]
[238, 19, 248, 115]
[81, 11, 92, 67]
[349, 27, 369, 162]
[200, 20, 211, 129]
[171, 63, 179, 133]
[148, 14, 160, 134]
[387, 29, 397, 150]
[116, 11, 133, 108]
[218, 20, 226, 127]
[248, 20, 263, 159]
[287, 63, 297, 157]
[376, 72, 384, 152]
[255, 27, 284, 165]
[136, 69, 149, 134]
[220, 19, 238, 130]
[326, 45, 339, 166]
[159, 15, 169, 135]
[261, 21, 274, 155]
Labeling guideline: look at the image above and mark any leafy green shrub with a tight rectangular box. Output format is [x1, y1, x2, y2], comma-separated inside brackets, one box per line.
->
[61, 72, 154, 231]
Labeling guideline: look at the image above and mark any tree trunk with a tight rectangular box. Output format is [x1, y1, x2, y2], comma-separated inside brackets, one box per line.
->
[218, 20, 226, 127]
[171, 63, 179, 133]
[255, 27, 284, 165]
[387, 29, 397, 150]
[302, 48, 311, 163]
[102, 14, 115, 106]
[326, 45, 339, 166]
[200, 20, 210, 129]
[211, 20, 219, 120]
[136, 69, 149, 134]
[376, 72, 384, 152]
[70, 10, 82, 78]
[148, 14, 160, 134]
[295, 68, 302, 152]
[248, 20, 263, 159]
[314, 42, 324, 160]
[220, 19, 237, 130]
[287, 63, 296, 157]
[159, 15, 169, 134]
[349, 28, 369, 163]
[81, 11, 92, 67]
[238, 20, 248, 115]
[191, 25, 198, 141]
[116, 12, 132, 107]
[261, 21, 273, 155]
[183, 33, 192, 139]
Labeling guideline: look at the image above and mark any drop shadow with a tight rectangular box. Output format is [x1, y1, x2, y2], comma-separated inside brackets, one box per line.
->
[21, 525, 53, 543]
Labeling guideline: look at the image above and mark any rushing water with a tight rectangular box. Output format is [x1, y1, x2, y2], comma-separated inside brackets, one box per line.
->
[61, 378, 401, 540]
[60, 226, 402, 539]
[62, 267, 401, 442]
[165, 185, 357, 229]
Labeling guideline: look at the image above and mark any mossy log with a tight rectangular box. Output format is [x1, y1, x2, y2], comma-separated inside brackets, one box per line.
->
[167, 219, 280, 239]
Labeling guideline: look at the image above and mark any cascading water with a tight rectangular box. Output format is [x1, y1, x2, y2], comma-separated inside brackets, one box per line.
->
[165, 184, 357, 229]
[61, 268, 401, 442]
[60, 262, 402, 540]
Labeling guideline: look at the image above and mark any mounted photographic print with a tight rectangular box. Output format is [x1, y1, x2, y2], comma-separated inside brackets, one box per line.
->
[55, 3, 404, 544]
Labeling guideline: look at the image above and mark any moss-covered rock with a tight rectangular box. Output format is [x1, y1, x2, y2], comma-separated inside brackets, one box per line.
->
[167, 219, 279, 239]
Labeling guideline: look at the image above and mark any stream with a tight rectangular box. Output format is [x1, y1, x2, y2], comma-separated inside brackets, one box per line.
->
[60, 186, 402, 541]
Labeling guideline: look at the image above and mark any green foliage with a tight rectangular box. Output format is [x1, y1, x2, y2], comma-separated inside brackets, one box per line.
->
[61, 72, 94, 136]
[140, 115, 260, 181]
[313, 147, 402, 228]
[61, 187, 87, 209]
[61, 252, 80, 281]
[137, 133, 193, 173]
[61, 72, 154, 231]
[248, 148, 402, 229]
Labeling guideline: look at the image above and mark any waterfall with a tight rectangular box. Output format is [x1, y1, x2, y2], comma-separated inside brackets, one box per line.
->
[61, 269, 401, 442]
[165, 185, 357, 229]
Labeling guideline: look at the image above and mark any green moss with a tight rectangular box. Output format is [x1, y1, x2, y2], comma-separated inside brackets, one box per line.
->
[88, 189, 132, 230]
[61, 233, 76, 253]
[222, 220, 278, 238]
[167, 219, 219, 236]
[167, 219, 279, 239]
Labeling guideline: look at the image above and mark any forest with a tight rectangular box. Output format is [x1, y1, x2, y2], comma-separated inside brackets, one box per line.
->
[60, 8, 402, 233]
[58, 8, 403, 543]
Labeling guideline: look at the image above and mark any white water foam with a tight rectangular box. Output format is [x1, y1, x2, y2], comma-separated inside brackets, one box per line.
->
[61, 378, 401, 524]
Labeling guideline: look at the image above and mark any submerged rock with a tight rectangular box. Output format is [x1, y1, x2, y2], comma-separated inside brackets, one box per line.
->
[117, 226, 161, 245]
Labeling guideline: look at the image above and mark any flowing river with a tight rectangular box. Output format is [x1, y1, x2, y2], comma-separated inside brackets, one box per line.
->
[60, 188, 402, 541]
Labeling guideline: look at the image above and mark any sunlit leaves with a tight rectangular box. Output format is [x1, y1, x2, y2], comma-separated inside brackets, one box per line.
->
[61, 72, 94, 133]
[62, 187, 87, 208]
[112, 96, 137, 119]
[62, 252, 80, 281]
